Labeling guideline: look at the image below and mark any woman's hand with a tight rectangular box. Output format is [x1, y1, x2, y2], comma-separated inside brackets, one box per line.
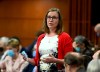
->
[41, 54, 57, 63]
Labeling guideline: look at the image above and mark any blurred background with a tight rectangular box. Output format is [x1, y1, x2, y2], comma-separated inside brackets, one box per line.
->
[0, 0, 99, 47]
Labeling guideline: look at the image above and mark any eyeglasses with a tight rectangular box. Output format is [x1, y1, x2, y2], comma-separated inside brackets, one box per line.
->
[47, 16, 58, 20]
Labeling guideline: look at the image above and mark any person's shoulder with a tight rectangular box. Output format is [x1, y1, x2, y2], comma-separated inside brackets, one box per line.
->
[37, 33, 45, 40]
[59, 32, 71, 38]
[38, 33, 45, 37]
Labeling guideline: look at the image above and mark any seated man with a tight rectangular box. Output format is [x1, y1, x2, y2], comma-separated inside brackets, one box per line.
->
[64, 52, 86, 72]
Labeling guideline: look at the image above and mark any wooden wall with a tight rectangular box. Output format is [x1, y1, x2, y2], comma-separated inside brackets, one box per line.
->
[0, 0, 69, 46]
[0, 0, 98, 47]
[69, 0, 97, 45]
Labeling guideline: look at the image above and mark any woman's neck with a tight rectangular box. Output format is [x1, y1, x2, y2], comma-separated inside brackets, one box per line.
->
[49, 27, 56, 32]
[48, 28, 57, 36]
[47, 32, 57, 37]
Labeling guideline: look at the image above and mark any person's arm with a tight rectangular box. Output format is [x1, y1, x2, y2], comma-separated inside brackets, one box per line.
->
[27, 58, 35, 65]
[19, 61, 29, 72]
[21, 52, 36, 65]
[55, 58, 64, 64]
[4, 56, 13, 72]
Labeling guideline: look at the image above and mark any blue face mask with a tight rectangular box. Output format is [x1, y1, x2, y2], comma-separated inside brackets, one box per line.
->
[7, 50, 15, 57]
[75, 47, 81, 52]
[96, 32, 100, 37]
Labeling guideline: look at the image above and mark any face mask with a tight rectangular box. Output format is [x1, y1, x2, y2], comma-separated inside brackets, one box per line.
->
[7, 50, 15, 57]
[96, 32, 100, 37]
[75, 47, 81, 52]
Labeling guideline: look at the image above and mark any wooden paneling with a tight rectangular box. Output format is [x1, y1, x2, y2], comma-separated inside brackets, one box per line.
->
[0, 0, 69, 46]
[0, 0, 97, 46]
[69, 0, 97, 45]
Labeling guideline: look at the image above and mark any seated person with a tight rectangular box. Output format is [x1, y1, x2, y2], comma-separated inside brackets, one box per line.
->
[73, 35, 94, 56]
[72, 35, 94, 68]
[0, 36, 9, 60]
[64, 52, 85, 72]
[0, 37, 28, 72]
[86, 59, 100, 72]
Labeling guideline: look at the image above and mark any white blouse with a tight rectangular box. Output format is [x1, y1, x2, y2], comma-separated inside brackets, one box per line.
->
[38, 35, 58, 71]
[39, 35, 58, 56]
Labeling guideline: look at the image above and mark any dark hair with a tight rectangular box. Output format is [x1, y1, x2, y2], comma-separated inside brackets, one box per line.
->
[42, 8, 63, 34]
[74, 35, 92, 48]
[64, 52, 84, 66]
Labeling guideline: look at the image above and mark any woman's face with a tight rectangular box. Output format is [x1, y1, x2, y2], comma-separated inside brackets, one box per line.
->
[47, 11, 59, 30]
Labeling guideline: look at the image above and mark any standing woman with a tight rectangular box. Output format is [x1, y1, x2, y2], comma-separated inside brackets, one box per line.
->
[27, 8, 73, 72]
